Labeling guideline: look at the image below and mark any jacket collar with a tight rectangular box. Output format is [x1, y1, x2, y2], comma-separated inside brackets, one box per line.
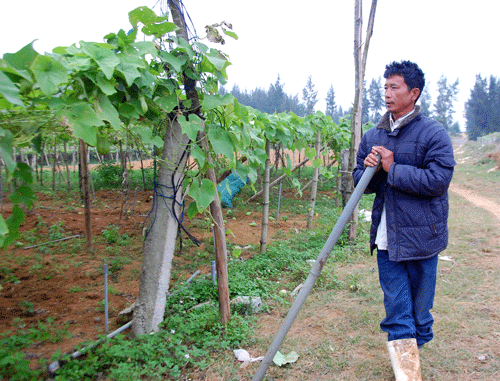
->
[376, 105, 421, 132]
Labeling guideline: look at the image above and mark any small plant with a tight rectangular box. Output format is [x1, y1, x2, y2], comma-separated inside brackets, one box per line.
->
[19, 300, 35, 316]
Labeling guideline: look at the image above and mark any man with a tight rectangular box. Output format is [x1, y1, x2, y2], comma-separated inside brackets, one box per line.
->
[352, 60, 456, 380]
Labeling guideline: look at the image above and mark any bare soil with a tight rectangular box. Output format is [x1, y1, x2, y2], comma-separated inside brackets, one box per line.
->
[2, 139, 500, 380]
[0, 186, 308, 370]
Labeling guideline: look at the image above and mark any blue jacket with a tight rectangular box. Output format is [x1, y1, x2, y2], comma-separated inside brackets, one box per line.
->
[352, 107, 456, 261]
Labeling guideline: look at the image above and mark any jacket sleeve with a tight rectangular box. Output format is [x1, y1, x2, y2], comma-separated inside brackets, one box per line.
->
[353, 133, 385, 194]
[387, 129, 456, 197]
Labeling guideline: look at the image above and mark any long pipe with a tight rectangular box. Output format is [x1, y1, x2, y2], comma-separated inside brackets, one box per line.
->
[252, 157, 380, 380]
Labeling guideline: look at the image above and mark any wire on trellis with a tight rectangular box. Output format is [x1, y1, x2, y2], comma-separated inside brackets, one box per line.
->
[143, 118, 201, 246]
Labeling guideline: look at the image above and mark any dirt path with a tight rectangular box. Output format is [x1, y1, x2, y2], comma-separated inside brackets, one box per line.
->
[449, 183, 500, 222]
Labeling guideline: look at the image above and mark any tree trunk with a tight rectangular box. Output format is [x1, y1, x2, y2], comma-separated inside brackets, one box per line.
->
[79, 139, 92, 249]
[341, 148, 350, 208]
[260, 138, 271, 253]
[170, 0, 231, 325]
[306, 131, 321, 229]
[63, 141, 71, 192]
[133, 118, 189, 336]
[348, 0, 378, 240]
[52, 136, 57, 192]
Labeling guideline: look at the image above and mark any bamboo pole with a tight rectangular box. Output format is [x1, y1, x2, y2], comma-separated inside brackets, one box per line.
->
[252, 156, 380, 381]
[259, 139, 271, 253]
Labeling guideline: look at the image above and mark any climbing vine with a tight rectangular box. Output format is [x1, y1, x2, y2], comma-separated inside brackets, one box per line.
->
[0, 5, 350, 247]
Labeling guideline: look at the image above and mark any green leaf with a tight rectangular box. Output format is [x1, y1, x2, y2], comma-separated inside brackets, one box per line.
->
[206, 50, 229, 71]
[304, 147, 316, 160]
[13, 163, 33, 185]
[8, 185, 36, 210]
[0, 215, 8, 238]
[273, 351, 299, 367]
[128, 6, 177, 37]
[160, 51, 186, 73]
[116, 53, 145, 86]
[190, 144, 206, 169]
[208, 125, 234, 160]
[0, 128, 16, 173]
[143, 21, 178, 38]
[60, 103, 104, 146]
[2, 41, 38, 82]
[30, 55, 68, 96]
[0, 71, 24, 107]
[154, 93, 178, 113]
[312, 158, 323, 168]
[81, 42, 120, 80]
[223, 30, 239, 40]
[134, 126, 164, 148]
[202, 93, 233, 111]
[188, 179, 215, 213]
[1, 205, 25, 248]
[95, 74, 117, 95]
[185, 201, 199, 219]
[179, 115, 203, 141]
[95, 94, 121, 130]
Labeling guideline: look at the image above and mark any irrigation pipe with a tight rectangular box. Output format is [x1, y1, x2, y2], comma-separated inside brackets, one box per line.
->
[48, 320, 133, 374]
[23, 234, 80, 249]
[252, 156, 380, 381]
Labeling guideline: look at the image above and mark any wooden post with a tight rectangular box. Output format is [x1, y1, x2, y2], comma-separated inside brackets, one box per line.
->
[79, 138, 92, 249]
[260, 138, 271, 253]
[348, 0, 378, 239]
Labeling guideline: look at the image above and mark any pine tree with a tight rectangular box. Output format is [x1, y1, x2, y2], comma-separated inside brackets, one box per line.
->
[325, 85, 337, 120]
[268, 75, 285, 113]
[465, 75, 491, 140]
[433, 75, 459, 131]
[368, 77, 384, 121]
[419, 85, 432, 117]
[302, 75, 318, 115]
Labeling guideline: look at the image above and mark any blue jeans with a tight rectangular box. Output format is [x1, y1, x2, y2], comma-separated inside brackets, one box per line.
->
[377, 249, 438, 347]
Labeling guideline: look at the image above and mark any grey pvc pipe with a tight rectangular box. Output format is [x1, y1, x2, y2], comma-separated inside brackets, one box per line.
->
[252, 157, 380, 381]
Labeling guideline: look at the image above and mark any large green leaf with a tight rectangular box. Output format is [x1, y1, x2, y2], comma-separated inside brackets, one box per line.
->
[95, 74, 117, 95]
[188, 179, 215, 213]
[95, 94, 121, 130]
[273, 351, 299, 367]
[178, 115, 203, 141]
[190, 143, 206, 169]
[30, 55, 68, 96]
[8, 185, 36, 210]
[133, 125, 164, 148]
[60, 103, 104, 146]
[2, 41, 38, 82]
[116, 53, 145, 86]
[0, 128, 16, 173]
[1, 205, 25, 248]
[154, 93, 178, 113]
[208, 125, 234, 160]
[160, 51, 186, 73]
[202, 93, 233, 111]
[81, 42, 120, 80]
[0, 71, 24, 108]
[128, 6, 177, 37]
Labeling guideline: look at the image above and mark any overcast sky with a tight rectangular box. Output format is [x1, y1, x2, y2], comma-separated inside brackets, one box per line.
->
[2, 1, 499, 128]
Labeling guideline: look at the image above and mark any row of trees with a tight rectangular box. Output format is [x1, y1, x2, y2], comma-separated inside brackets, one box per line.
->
[223, 74, 465, 134]
[465, 74, 500, 140]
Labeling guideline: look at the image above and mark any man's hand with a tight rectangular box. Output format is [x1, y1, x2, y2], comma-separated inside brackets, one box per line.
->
[370, 146, 394, 172]
[364, 146, 394, 172]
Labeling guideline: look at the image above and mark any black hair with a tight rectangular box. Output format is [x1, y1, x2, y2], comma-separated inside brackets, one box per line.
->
[384, 60, 425, 101]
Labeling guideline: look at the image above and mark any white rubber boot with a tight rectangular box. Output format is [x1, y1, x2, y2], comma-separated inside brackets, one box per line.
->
[387, 338, 422, 381]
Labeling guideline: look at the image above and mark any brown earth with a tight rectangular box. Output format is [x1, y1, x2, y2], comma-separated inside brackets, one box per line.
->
[0, 185, 309, 371]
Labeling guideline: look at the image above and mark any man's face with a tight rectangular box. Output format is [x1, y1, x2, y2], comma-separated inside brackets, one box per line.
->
[384, 75, 420, 120]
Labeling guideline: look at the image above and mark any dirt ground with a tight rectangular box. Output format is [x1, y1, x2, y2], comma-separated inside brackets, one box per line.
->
[0, 185, 308, 370]
[2, 139, 500, 379]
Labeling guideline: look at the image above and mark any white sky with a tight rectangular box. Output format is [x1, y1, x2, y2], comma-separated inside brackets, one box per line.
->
[1, 0, 499, 128]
